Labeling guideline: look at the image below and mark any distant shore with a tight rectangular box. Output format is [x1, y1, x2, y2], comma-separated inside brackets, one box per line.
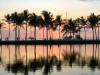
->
[0, 40, 100, 45]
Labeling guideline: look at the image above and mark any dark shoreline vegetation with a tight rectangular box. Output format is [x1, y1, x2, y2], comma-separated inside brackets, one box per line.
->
[0, 40, 100, 45]
[0, 10, 100, 44]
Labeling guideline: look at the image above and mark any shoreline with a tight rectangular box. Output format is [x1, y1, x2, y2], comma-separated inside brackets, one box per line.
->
[0, 40, 100, 45]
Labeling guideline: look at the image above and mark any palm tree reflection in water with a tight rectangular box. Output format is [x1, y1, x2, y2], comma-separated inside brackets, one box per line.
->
[3, 44, 100, 75]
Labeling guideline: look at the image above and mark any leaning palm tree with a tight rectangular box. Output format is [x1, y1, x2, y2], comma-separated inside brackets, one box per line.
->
[87, 13, 99, 40]
[42, 11, 53, 40]
[5, 14, 11, 40]
[23, 10, 29, 41]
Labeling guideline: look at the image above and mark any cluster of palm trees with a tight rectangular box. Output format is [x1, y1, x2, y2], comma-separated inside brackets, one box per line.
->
[0, 10, 100, 41]
[62, 14, 100, 40]
[3, 10, 62, 41]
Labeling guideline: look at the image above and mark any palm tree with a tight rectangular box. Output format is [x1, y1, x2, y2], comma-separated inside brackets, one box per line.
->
[0, 21, 4, 40]
[10, 12, 18, 41]
[80, 17, 87, 40]
[74, 18, 82, 39]
[50, 22, 57, 40]
[36, 16, 45, 40]
[5, 14, 11, 40]
[87, 13, 99, 40]
[16, 13, 24, 40]
[42, 11, 53, 40]
[55, 15, 62, 40]
[23, 10, 29, 41]
[29, 13, 37, 40]
[62, 24, 69, 38]
[68, 19, 77, 39]
[97, 15, 100, 40]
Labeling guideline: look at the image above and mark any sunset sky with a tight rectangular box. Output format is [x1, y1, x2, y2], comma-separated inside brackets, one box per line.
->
[0, 0, 100, 19]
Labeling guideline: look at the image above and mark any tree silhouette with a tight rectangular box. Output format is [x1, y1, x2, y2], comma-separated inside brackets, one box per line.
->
[42, 11, 53, 40]
[29, 13, 38, 40]
[87, 13, 99, 40]
[23, 10, 29, 41]
[55, 15, 62, 40]
[5, 14, 11, 40]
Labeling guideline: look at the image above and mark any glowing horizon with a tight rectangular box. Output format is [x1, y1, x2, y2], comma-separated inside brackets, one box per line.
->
[0, 0, 100, 19]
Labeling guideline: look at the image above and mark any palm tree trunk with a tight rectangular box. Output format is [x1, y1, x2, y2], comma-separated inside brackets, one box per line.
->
[79, 30, 80, 37]
[51, 31, 53, 40]
[18, 26, 20, 41]
[95, 28, 97, 40]
[15, 25, 18, 41]
[34, 26, 36, 40]
[92, 28, 94, 41]
[46, 28, 48, 40]
[70, 32, 71, 37]
[59, 25, 60, 40]
[98, 27, 99, 40]
[84, 28, 86, 41]
[43, 27, 44, 40]
[25, 23, 28, 41]
[9, 23, 10, 40]
[73, 32, 74, 39]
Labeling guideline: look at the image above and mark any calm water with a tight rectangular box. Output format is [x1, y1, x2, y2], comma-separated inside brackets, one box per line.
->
[0, 44, 100, 75]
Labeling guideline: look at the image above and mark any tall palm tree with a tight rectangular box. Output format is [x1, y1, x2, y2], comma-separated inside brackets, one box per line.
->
[23, 10, 29, 41]
[10, 12, 18, 41]
[74, 18, 82, 39]
[29, 13, 37, 40]
[0, 21, 4, 40]
[97, 15, 100, 40]
[16, 13, 24, 40]
[69, 19, 77, 39]
[80, 17, 87, 40]
[5, 14, 11, 40]
[36, 16, 45, 40]
[55, 15, 62, 40]
[42, 11, 53, 40]
[87, 13, 99, 40]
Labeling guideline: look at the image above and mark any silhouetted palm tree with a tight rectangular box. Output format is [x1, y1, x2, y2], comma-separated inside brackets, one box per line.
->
[23, 10, 29, 41]
[5, 14, 11, 40]
[10, 12, 18, 40]
[42, 11, 53, 40]
[68, 19, 77, 39]
[55, 15, 62, 40]
[80, 17, 87, 40]
[29, 13, 38, 40]
[97, 15, 100, 40]
[16, 13, 24, 40]
[87, 13, 99, 40]
[62, 24, 69, 38]
[74, 18, 82, 39]
[0, 21, 4, 40]
[37, 16, 45, 40]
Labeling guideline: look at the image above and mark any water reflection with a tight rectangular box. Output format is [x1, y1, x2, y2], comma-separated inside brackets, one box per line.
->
[0, 44, 100, 75]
